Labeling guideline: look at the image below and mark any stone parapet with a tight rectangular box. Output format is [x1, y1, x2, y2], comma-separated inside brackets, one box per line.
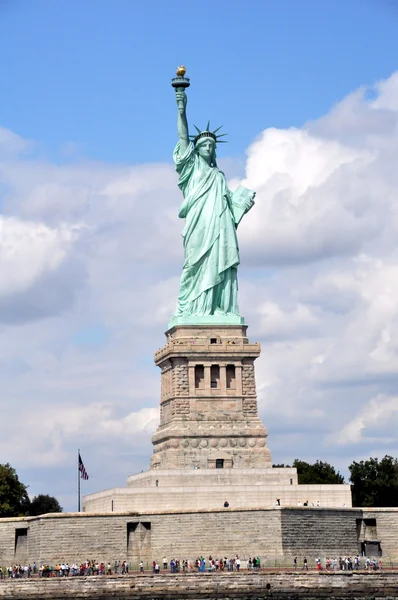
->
[1, 570, 398, 600]
[154, 339, 261, 363]
[127, 467, 298, 487]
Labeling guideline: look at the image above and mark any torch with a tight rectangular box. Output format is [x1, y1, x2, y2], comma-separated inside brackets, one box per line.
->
[171, 65, 190, 111]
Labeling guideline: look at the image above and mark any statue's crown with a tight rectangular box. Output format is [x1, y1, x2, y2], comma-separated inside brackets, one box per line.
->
[190, 122, 227, 146]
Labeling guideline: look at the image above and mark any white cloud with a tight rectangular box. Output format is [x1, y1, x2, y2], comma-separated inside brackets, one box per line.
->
[2, 72, 398, 506]
[0, 216, 75, 298]
[336, 395, 398, 445]
[0, 403, 159, 468]
[237, 128, 379, 266]
[0, 126, 29, 157]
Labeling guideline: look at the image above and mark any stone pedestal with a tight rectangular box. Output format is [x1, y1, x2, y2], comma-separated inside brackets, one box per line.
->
[150, 325, 272, 470]
[83, 323, 353, 513]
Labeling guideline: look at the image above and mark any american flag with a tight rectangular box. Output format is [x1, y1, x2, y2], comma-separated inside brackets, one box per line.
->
[78, 453, 89, 480]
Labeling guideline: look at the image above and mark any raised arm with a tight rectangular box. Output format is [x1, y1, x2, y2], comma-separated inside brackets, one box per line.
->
[175, 89, 189, 155]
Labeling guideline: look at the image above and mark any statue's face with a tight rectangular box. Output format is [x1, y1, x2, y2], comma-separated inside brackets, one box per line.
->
[196, 138, 216, 164]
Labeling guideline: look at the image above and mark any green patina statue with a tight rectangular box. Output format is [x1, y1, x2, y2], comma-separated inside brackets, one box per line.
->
[169, 67, 255, 327]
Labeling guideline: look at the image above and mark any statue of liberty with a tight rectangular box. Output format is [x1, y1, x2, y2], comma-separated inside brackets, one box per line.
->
[170, 67, 255, 326]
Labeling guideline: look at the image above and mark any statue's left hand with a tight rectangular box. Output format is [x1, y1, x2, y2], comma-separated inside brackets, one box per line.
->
[245, 192, 255, 210]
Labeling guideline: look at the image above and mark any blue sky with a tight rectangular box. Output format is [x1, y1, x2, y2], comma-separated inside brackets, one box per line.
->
[2, 1, 398, 510]
[1, 0, 398, 163]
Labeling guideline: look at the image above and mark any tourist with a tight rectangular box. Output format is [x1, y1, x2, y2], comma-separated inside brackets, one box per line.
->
[303, 557, 308, 570]
[139, 561, 144, 573]
[293, 557, 297, 570]
[163, 556, 167, 570]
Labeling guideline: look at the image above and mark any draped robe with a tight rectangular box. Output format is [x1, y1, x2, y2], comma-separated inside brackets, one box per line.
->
[173, 142, 240, 317]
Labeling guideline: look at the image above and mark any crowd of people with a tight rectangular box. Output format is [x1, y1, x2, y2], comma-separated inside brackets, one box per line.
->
[1, 555, 385, 579]
[0, 560, 129, 579]
[294, 556, 383, 571]
[148, 556, 261, 573]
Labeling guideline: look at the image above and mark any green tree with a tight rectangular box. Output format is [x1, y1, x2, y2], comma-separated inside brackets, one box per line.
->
[29, 494, 63, 516]
[349, 455, 398, 507]
[293, 459, 345, 484]
[0, 463, 30, 517]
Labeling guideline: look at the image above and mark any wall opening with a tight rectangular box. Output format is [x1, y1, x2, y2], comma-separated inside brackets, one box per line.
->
[127, 522, 138, 551]
[210, 338, 218, 344]
[195, 365, 204, 389]
[363, 518, 377, 539]
[111, 500, 114, 512]
[360, 541, 382, 557]
[211, 365, 220, 388]
[226, 365, 236, 389]
[216, 459, 224, 469]
[127, 522, 151, 553]
[14, 528, 28, 557]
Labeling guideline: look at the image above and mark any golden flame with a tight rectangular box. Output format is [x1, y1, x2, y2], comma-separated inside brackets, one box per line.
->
[176, 65, 186, 77]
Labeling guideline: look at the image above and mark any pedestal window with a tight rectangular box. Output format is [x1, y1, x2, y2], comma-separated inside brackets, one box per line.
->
[226, 365, 236, 389]
[211, 365, 220, 388]
[195, 365, 204, 389]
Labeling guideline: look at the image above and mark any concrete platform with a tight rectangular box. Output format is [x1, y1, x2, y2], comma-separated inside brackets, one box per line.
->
[83, 467, 352, 512]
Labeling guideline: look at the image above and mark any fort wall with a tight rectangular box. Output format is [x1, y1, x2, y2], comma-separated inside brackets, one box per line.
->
[0, 507, 397, 567]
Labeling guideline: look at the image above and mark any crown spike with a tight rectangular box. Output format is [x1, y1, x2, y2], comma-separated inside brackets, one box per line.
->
[192, 123, 228, 146]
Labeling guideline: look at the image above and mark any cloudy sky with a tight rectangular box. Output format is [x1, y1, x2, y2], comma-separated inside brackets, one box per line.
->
[1, 0, 398, 511]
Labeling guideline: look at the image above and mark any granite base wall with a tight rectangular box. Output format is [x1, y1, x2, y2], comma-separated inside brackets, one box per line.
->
[0, 508, 397, 567]
[281, 508, 363, 557]
[1, 572, 398, 600]
[362, 509, 398, 558]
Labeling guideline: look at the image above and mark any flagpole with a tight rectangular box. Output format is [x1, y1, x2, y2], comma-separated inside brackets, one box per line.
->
[78, 448, 81, 512]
